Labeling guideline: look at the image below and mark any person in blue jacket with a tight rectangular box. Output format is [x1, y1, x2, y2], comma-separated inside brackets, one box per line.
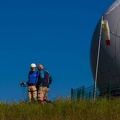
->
[37, 64, 52, 104]
[20, 63, 38, 102]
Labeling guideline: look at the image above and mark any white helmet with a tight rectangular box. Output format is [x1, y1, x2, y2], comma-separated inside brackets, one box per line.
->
[30, 63, 36, 68]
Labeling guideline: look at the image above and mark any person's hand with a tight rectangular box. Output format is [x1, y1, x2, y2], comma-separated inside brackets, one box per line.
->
[20, 82, 23, 86]
[20, 82, 26, 86]
[20, 82, 24, 85]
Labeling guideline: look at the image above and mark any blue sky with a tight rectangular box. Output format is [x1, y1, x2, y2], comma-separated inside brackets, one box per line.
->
[0, 0, 115, 102]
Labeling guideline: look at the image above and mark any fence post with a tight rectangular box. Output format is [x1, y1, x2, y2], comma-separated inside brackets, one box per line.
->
[77, 89, 81, 100]
[89, 92, 91, 99]
[71, 88, 74, 101]
[82, 86, 85, 99]
[108, 81, 111, 99]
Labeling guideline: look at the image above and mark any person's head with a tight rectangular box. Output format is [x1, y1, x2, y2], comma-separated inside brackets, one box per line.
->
[30, 63, 36, 71]
[37, 64, 44, 71]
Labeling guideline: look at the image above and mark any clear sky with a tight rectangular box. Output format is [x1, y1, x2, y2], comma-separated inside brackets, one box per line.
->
[0, 0, 115, 102]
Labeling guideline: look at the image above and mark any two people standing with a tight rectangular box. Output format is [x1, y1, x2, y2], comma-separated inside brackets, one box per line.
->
[20, 63, 52, 103]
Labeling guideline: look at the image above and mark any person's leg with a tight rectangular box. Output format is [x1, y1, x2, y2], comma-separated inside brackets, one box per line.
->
[28, 86, 32, 102]
[43, 87, 53, 103]
[32, 86, 37, 101]
[38, 86, 44, 103]
[43, 87, 49, 101]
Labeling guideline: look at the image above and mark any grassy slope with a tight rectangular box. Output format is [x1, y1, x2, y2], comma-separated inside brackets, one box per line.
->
[0, 98, 120, 120]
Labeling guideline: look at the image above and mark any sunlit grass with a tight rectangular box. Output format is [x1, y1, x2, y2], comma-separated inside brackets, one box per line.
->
[0, 98, 120, 120]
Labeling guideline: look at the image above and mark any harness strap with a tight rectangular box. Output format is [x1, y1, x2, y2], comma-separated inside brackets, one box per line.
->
[28, 89, 37, 92]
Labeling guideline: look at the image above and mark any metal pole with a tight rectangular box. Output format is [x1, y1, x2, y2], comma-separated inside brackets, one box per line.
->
[71, 88, 74, 101]
[93, 16, 103, 100]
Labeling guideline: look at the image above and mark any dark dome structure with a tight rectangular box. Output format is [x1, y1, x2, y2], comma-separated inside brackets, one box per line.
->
[90, 0, 120, 96]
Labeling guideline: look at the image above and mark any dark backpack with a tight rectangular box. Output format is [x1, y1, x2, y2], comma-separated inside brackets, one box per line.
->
[37, 70, 52, 87]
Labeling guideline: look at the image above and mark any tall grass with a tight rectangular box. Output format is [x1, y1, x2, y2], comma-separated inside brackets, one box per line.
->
[0, 98, 120, 120]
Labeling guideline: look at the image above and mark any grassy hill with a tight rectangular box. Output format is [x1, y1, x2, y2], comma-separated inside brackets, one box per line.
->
[0, 98, 120, 120]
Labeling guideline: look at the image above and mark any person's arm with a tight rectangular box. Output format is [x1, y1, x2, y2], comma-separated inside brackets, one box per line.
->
[36, 71, 42, 88]
[20, 72, 30, 86]
[49, 76, 52, 84]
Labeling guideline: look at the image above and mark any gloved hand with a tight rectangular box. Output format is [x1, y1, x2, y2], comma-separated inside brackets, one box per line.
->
[20, 82, 24, 87]
[20, 82, 27, 87]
